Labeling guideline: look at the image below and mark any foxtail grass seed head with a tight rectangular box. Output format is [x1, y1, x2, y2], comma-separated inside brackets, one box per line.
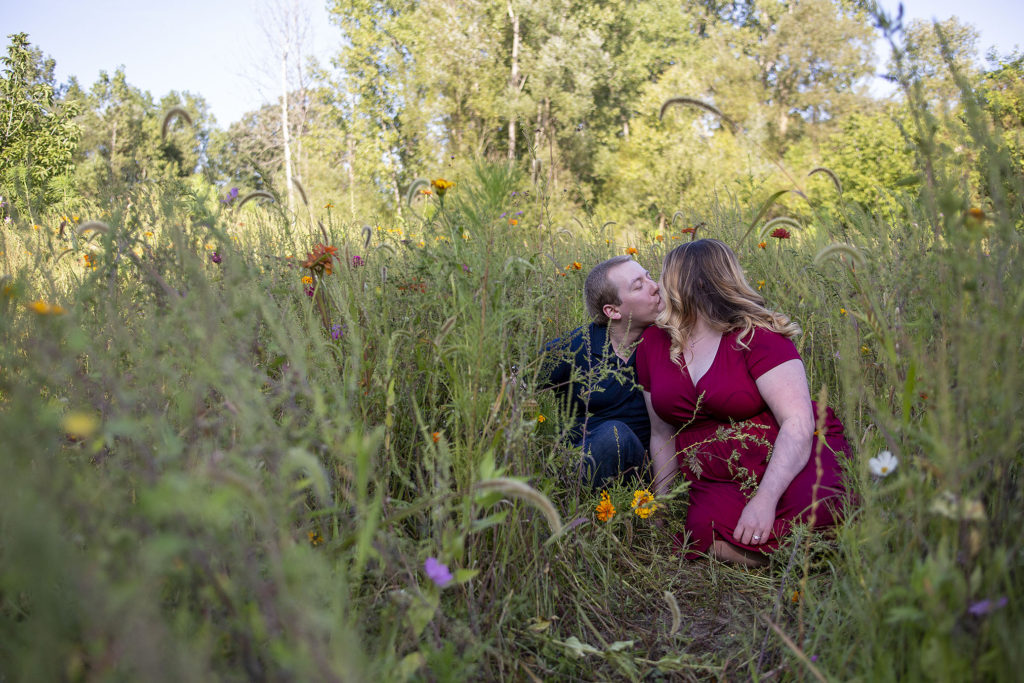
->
[814, 243, 867, 270]
[161, 106, 193, 140]
[659, 96, 738, 133]
[808, 166, 843, 194]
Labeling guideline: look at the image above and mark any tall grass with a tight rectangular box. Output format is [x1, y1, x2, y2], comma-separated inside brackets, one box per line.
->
[2, 53, 1023, 681]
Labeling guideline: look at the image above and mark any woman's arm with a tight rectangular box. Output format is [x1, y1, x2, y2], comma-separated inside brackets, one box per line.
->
[733, 358, 815, 546]
[644, 391, 678, 496]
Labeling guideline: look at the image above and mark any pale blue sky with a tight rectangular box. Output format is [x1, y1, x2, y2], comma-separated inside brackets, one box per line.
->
[3, 0, 1022, 128]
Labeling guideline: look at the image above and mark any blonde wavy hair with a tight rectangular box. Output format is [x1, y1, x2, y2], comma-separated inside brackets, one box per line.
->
[656, 239, 800, 365]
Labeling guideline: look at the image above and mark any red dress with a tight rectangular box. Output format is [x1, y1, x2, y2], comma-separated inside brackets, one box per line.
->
[636, 325, 852, 557]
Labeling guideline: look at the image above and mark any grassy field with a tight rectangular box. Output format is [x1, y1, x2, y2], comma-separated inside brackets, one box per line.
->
[2, 92, 1023, 680]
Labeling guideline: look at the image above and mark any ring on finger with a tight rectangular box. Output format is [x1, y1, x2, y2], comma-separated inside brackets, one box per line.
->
[752, 534, 761, 540]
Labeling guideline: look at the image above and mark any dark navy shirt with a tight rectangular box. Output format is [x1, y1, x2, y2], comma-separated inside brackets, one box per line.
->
[540, 323, 651, 449]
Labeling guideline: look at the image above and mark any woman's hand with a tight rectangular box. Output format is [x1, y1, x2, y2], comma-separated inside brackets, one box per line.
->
[733, 494, 777, 546]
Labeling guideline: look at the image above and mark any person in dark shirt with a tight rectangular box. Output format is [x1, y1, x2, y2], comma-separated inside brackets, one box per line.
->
[542, 255, 664, 488]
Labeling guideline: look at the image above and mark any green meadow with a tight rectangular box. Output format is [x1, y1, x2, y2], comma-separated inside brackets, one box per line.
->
[2, 4, 1023, 680]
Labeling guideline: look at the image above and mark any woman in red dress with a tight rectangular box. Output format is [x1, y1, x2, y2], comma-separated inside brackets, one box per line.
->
[636, 239, 852, 566]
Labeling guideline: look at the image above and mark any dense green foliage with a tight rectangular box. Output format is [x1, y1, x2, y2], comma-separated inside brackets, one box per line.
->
[2, 3, 1024, 680]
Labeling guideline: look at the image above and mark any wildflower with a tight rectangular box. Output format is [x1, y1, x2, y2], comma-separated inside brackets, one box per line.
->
[757, 280, 765, 291]
[770, 227, 791, 239]
[968, 597, 1007, 616]
[420, 188, 433, 196]
[424, 557, 453, 587]
[301, 275, 313, 285]
[352, 255, 364, 267]
[330, 323, 345, 340]
[861, 345, 870, 355]
[631, 489, 659, 518]
[509, 218, 518, 226]
[33, 224, 41, 230]
[324, 202, 333, 209]
[28, 300, 65, 315]
[205, 242, 215, 250]
[221, 187, 239, 205]
[625, 247, 638, 255]
[432, 431, 441, 443]
[930, 491, 986, 522]
[967, 207, 985, 221]
[308, 530, 324, 546]
[680, 227, 696, 235]
[571, 261, 582, 270]
[840, 308, 847, 316]
[210, 252, 222, 264]
[758, 241, 767, 249]
[144, 231, 153, 237]
[431, 178, 455, 197]
[62, 411, 99, 440]
[461, 264, 471, 273]
[305, 285, 315, 297]
[301, 244, 339, 275]
[868, 450, 897, 477]
[596, 491, 616, 522]
[537, 414, 546, 423]
[83, 253, 97, 270]
[655, 234, 664, 242]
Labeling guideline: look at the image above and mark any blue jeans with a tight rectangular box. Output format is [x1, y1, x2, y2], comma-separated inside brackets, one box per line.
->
[577, 420, 647, 490]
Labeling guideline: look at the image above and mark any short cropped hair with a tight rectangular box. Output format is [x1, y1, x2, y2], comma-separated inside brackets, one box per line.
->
[584, 255, 633, 325]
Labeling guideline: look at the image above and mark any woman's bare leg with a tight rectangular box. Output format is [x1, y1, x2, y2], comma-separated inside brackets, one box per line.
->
[712, 539, 768, 567]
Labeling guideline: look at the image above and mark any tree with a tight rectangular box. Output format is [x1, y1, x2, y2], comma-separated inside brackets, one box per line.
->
[0, 33, 81, 214]
[70, 68, 214, 202]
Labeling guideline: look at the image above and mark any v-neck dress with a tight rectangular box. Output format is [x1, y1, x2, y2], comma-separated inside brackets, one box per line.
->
[636, 325, 852, 557]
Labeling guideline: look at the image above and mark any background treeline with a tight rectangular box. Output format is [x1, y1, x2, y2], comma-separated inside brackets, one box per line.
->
[3, 1, 1022, 229]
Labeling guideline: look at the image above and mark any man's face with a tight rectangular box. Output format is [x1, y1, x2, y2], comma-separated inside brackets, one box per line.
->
[604, 260, 663, 329]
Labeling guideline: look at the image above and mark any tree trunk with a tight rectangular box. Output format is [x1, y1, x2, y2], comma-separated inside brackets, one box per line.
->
[281, 49, 295, 216]
[507, 2, 520, 161]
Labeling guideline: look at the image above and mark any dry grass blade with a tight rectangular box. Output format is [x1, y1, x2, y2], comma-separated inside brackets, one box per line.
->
[659, 97, 738, 133]
[161, 106, 193, 140]
[236, 191, 276, 209]
[814, 243, 866, 270]
[473, 478, 562, 536]
[808, 166, 843, 195]
[664, 591, 682, 636]
[760, 614, 827, 683]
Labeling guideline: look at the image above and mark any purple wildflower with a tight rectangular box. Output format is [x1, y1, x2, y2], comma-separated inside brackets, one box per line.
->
[499, 212, 507, 218]
[305, 285, 315, 297]
[968, 597, 1008, 616]
[424, 557, 453, 588]
[352, 255, 364, 267]
[210, 252, 222, 264]
[330, 323, 345, 340]
[462, 263, 471, 273]
[515, 211, 524, 216]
